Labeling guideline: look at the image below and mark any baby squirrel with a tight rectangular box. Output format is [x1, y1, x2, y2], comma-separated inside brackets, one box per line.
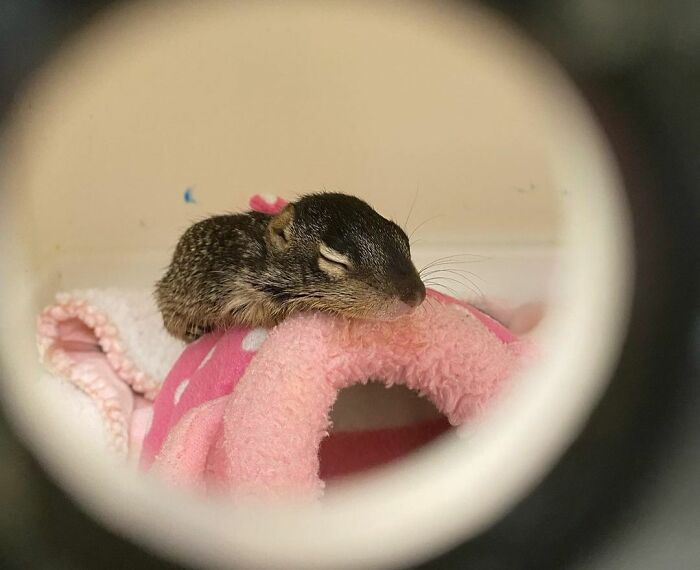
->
[155, 193, 426, 341]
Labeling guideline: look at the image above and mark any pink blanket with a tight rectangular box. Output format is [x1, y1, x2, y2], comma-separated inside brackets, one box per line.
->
[142, 290, 531, 499]
[37, 289, 183, 459]
[37, 287, 538, 495]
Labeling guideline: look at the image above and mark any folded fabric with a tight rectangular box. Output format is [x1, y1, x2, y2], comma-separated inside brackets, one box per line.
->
[37, 288, 184, 457]
[145, 289, 533, 499]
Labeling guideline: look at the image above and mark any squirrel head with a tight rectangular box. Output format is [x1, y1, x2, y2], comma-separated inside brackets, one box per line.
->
[264, 193, 425, 320]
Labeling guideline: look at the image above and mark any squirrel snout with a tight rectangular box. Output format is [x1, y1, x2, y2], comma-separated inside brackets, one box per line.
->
[399, 280, 426, 309]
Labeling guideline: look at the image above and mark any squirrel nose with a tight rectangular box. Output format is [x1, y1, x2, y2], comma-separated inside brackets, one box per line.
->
[400, 281, 426, 308]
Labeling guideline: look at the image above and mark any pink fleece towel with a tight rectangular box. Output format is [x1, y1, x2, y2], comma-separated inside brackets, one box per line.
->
[36, 290, 181, 459]
[142, 289, 532, 499]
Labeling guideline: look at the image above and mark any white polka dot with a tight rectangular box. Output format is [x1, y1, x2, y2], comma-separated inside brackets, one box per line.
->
[241, 328, 268, 352]
[197, 344, 217, 370]
[452, 305, 471, 316]
[261, 193, 277, 205]
[141, 407, 154, 434]
[174, 379, 190, 405]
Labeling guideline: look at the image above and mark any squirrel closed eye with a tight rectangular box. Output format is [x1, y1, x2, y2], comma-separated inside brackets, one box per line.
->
[318, 244, 352, 274]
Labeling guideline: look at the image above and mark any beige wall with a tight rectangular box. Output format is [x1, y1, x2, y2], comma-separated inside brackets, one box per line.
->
[6, 0, 561, 271]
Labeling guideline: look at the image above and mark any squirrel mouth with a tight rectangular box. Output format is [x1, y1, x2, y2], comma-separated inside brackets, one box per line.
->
[378, 298, 422, 321]
[392, 301, 418, 318]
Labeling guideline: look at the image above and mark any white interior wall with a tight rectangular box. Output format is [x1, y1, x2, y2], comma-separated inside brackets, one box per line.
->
[5, 0, 562, 309]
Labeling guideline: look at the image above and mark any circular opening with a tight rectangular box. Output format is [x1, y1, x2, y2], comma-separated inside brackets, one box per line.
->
[0, 1, 632, 569]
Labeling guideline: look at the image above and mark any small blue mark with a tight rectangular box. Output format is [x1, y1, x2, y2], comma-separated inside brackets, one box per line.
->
[184, 187, 197, 204]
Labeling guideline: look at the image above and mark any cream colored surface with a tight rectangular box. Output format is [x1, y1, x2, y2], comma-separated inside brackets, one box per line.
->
[9, 0, 560, 278]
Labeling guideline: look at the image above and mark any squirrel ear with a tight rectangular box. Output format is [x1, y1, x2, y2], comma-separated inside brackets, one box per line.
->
[267, 203, 295, 250]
